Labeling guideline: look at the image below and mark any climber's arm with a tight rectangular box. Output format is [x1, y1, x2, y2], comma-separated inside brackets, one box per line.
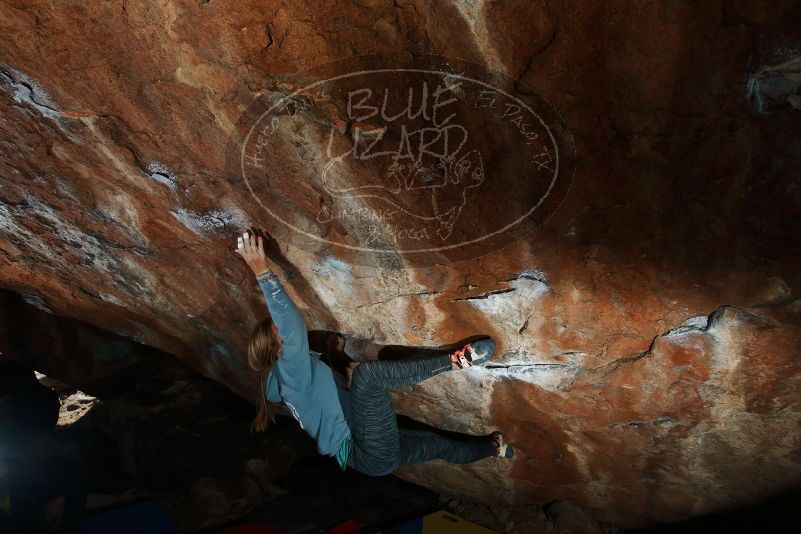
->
[256, 270, 313, 391]
[235, 228, 312, 391]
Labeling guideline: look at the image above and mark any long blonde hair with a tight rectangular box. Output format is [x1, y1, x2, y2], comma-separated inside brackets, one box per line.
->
[248, 317, 283, 432]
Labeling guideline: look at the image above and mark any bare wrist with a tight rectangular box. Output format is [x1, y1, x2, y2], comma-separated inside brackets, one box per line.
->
[255, 268, 275, 281]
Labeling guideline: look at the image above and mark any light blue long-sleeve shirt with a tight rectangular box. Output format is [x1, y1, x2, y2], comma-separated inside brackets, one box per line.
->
[256, 270, 353, 469]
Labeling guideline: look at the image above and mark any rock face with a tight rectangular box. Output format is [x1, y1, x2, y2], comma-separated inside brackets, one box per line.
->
[1, 0, 800, 528]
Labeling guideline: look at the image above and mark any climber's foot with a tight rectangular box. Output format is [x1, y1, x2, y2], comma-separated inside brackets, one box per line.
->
[490, 431, 514, 459]
[448, 338, 496, 370]
[466, 338, 495, 366]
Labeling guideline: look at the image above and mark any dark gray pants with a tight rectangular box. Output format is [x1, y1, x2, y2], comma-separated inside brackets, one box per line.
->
[346, 353, 497, 476]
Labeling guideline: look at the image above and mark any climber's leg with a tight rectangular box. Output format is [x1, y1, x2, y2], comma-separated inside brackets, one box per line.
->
[346, 383, 398, 477]
[346, 354, 453, 476]
[354, 353, 454, 389]
[398, 428, 497, 466]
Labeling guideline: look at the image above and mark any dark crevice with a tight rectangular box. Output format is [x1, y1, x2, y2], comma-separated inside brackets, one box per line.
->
[264, 23, 274, 51]
[451, 287, 515, 302]
[356, 289, 442, 308]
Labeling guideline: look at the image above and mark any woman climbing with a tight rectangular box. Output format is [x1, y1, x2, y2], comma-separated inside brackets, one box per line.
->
[235, 228, 514, 477]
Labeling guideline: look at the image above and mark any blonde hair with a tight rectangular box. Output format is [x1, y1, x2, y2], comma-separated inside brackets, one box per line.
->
[248, 317, 283, 432]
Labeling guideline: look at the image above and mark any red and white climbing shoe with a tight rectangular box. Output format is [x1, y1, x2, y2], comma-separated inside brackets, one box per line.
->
[490, 431, 514, 459]
[448, 338, 496, 369]
[449, 345, 472, 369]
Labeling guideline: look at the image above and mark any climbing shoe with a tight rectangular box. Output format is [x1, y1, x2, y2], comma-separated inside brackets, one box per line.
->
[490, 431, 514, 459]
[448, 338, 496, 369]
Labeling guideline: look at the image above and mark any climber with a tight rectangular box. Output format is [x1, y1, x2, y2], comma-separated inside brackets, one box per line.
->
[234, 228, 514, 477]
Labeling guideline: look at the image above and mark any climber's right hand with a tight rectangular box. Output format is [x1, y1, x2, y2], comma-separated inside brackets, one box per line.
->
[235, 228, 271, 277]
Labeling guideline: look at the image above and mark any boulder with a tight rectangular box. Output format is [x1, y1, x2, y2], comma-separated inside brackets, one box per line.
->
[1, 0, 800, 527]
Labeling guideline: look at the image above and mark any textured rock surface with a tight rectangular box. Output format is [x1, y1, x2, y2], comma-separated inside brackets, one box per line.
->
[1, 0, 801, 527]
